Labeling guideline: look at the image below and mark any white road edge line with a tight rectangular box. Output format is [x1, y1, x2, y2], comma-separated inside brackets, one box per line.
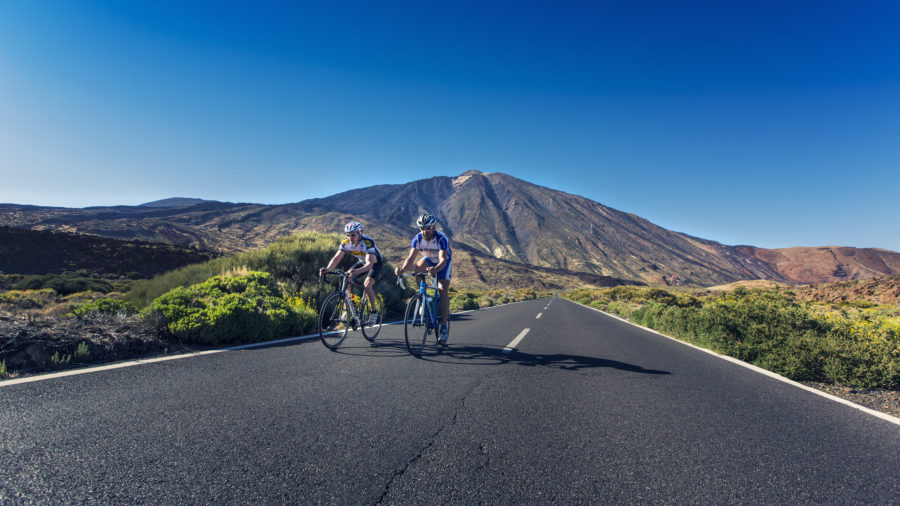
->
[0, 333, 327, 387]
[536, 313, 542, 319]
[0, 317, 423, 387]
[503, 328, 531, 354]
[1, 297, 557, 387]
[564, 298, 900, 427]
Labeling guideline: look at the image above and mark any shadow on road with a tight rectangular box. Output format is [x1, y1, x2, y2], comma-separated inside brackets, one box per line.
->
[246, 312, 668, 376]
[437, 344, 670, 375]
[335, 338, 670, 375]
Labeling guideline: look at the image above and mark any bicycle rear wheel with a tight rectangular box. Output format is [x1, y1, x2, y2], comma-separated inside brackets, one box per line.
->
[319, 292, 350, 350]
[404, 294, 429, 356]
[361, 292, 383, 342]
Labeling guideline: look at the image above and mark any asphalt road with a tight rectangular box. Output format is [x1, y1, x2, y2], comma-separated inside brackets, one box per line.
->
[2, 297, 898, 504]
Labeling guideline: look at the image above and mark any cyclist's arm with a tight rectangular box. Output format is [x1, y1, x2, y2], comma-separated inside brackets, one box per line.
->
[395, 248, 419, 275]
[320, 250, 345, 276]
[429, 249, 449, 274]
[352, 253, 377, 275]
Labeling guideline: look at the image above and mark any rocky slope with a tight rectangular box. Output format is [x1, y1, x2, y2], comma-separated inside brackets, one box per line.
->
[0, 226, 218, 278]
[792, 275, 900, 306]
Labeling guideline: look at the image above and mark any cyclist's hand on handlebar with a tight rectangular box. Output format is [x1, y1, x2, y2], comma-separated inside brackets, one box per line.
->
[395, 266, 403, 276]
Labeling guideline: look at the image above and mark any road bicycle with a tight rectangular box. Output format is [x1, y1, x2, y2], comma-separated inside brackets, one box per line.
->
[318, 267, 383, 350]
[397, 272, 449, 356]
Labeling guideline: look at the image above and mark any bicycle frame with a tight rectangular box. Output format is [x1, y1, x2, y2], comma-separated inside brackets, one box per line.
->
[319, 267, 383, 349]
[399, 272, 448, 355]
[325, 270, 364, 327]
[399, 272, 441, 328]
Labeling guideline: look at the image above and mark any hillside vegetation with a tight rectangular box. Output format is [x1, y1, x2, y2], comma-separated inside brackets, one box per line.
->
[566, 285, 900, 389]
[1, 230, 546, 375]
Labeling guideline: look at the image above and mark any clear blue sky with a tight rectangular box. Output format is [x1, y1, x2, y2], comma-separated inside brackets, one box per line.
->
[2, 1, 898, 251]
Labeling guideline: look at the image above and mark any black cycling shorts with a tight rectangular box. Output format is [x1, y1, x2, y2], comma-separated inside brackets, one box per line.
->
[364, 261, 382, 281]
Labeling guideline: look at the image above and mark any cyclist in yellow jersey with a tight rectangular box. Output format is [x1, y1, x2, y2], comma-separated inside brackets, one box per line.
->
[320, 221, 383, 325]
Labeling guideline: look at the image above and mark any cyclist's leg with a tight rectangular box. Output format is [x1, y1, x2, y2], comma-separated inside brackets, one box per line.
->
[436, 262, 451, 341]
[436, 262, 451, 324]
[413, 257, 430, 274]
[361, 263, 383, 339]
[363, 262, 382, 312]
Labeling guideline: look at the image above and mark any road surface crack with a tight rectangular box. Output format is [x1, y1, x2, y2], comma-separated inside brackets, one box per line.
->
[374, 373, 492, 505]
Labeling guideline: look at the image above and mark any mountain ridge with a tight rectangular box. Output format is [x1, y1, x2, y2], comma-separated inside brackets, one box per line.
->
[1, 171, 898, 288]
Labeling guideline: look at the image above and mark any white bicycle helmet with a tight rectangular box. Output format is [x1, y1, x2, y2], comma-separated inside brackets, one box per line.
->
[344, 221, 363, 234]
[416, 213, 436, 228]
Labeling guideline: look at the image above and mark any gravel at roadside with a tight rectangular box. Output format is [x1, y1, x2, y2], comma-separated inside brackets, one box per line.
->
[801, 381, 900, 419]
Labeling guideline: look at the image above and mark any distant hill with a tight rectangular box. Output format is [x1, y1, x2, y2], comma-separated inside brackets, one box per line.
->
[139, 198, 221, 208]
[792, 275, 900, 306]
[1, 171, 899, 288]
[731, 245, 900, 284]
[706, 275, 900, 307]
[0, 226, 219, 278]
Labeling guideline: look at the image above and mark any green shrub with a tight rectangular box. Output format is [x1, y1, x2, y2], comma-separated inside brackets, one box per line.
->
[13, 273, 114, 295]
[128, 232, 338, 307]
[514, 287, 538, 301]
[565, 286, 900, 389]
[450, 292, 478, 311]
[645, 288, 677, 306]
[128, 231, 405, 317]
[70, 298, 138, 317]
[0, 289, 56, 310]
[74, 342, 90, 361]
[151, 271, 316, 345]
[475, 296, 495, 308]
[844, 299, 877, 309]
[50, 351, 71, 368]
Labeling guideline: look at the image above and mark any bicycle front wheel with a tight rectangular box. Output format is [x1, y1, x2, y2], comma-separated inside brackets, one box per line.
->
[404, 294, 429, 356]
[319, 292, 350, 350]
[361, 292, 384, 342]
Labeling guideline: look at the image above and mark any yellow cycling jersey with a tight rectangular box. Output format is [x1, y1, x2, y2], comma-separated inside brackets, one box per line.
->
[339, 234, 382, 263]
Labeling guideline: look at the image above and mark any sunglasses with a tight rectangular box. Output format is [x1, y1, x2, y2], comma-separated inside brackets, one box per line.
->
[420, 226, 435, 231]
[347, 232, 360, 237]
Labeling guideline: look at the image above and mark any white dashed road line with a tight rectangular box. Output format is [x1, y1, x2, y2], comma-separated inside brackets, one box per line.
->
[503, 328, 531, 354]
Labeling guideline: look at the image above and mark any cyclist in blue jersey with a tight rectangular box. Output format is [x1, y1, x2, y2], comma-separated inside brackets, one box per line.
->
[320, 221, 383, 325]
[395, 212, 452, 342]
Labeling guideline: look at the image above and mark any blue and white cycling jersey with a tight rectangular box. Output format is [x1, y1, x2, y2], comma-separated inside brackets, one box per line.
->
[411, 230, 451, 263]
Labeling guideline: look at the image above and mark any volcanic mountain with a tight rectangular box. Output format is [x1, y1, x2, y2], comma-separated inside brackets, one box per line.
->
[2, 170, 899, 288]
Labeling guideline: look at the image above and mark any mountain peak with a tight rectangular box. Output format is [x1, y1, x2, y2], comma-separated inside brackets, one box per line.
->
[453, 169, 492, 188]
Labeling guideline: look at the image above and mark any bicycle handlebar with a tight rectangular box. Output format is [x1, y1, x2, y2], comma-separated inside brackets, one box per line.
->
[321, 269, 367, 286]
[396, 272, 439, 290]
